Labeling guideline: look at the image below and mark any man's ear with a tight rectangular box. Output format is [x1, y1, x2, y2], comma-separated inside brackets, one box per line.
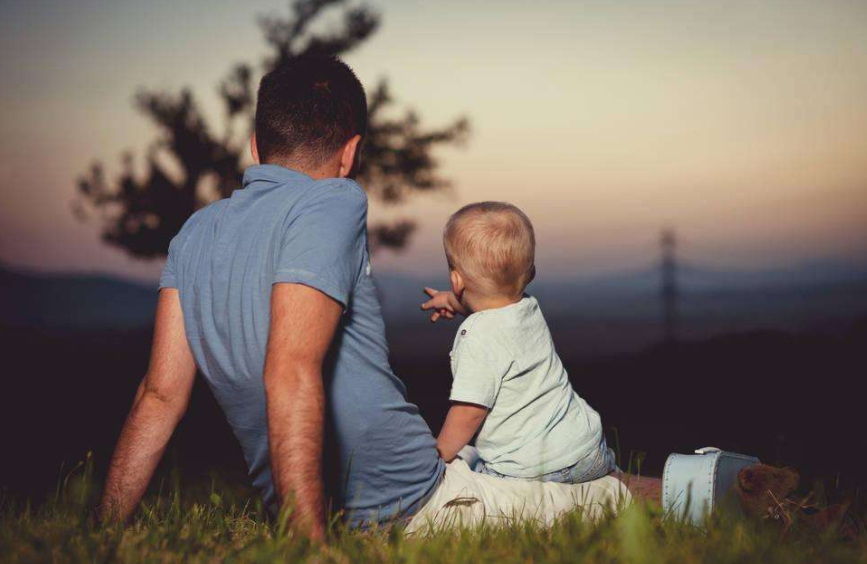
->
[250, 134, 260, 165]
[450, 269, 465, 297]
[339, 134, 362, 178]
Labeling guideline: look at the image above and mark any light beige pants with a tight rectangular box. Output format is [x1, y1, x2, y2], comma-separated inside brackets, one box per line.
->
[405, 458, 631, 534]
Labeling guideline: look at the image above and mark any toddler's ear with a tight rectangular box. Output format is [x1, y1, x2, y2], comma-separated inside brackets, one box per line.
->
[450, 269, 465, 296]
[528, 264, 536, 284]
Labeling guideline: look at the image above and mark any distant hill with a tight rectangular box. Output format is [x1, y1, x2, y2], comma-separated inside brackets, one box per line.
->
[376, 260, 867, 356]
[0, 266, 157, 329]
[376, 259, 867, 321]
[2, 261, 866, 356]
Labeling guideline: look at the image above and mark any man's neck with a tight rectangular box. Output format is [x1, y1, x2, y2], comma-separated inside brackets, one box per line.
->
[266, 158, 342, 181]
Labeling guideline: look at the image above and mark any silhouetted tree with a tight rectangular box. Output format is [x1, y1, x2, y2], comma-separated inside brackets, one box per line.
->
[75, 0, 469, 258]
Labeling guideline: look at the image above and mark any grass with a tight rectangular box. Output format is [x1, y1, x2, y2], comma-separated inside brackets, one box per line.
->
[2, 455, 865, 564]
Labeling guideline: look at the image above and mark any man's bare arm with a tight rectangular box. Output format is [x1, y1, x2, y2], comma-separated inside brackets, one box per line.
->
[436, 402, 488, 462]
[100, 288, 196, 522]
[263, 283, 342, 542]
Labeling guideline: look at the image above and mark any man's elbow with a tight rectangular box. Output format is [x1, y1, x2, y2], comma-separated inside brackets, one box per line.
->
[137, 380, 188, 417]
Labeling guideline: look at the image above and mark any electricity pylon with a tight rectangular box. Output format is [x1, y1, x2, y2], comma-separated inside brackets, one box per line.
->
[660, 229, 679, 343]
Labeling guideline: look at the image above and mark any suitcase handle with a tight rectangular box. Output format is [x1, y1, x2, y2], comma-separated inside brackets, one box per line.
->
[694, 447, 722, 454]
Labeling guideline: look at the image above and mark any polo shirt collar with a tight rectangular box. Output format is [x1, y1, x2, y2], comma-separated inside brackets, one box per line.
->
[242, 164, 313, 189]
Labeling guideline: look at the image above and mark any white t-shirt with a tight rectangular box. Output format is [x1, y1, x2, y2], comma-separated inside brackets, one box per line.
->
[449, 296, 603, 478]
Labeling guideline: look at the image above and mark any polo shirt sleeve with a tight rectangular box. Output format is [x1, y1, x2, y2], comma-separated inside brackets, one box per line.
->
[273, 179, 368, 311]
[159, 234, 181, 290]
[449, 333, 510, 409]
[158, 205, 210, 291]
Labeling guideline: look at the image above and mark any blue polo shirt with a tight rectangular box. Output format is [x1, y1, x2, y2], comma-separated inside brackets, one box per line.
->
[159, 164, 443, 526]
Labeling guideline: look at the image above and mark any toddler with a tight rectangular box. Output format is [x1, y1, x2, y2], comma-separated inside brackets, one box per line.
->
[421, 201, 616, 483]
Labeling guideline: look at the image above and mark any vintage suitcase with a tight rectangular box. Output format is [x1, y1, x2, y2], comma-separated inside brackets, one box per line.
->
[662, 447, 760, 524]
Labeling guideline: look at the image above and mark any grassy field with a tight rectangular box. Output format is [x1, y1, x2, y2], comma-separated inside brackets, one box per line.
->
[2, 457, 865, 564]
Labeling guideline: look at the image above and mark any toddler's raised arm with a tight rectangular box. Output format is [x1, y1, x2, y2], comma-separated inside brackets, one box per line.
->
[420, 287, 469, 323]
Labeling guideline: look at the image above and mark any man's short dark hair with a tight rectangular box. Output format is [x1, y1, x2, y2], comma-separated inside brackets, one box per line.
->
[255, 55, 367, 167]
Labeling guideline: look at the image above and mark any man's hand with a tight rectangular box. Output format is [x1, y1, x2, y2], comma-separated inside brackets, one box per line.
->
[436, 402, 488, 462]
[420, 287, 468, 322]
[100, 288, 196, 523]
[264, 283, 342, 543]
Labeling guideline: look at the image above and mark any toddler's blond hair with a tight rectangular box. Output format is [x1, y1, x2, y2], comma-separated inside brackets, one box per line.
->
[444, 202, 535, 296]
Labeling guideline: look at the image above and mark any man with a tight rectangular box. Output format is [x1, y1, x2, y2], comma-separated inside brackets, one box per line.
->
[100, 55, 641, 540]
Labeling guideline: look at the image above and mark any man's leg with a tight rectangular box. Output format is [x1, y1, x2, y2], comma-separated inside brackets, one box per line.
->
[615, 472, 662, 504]
[406, 458, 632, 534]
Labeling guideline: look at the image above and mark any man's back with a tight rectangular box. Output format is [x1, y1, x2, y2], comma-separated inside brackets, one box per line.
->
[160, 164, 443, 525]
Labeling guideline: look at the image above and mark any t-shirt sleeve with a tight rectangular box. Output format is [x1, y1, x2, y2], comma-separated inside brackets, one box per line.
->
[273, 179, 368, 311]
[449, 336, 510, 409]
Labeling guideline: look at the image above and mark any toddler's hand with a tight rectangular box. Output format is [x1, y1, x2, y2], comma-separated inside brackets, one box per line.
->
[420, 287, 458, 323]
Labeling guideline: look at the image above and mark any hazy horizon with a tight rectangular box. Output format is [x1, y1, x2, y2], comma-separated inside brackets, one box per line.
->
[2, 0, 866, 283]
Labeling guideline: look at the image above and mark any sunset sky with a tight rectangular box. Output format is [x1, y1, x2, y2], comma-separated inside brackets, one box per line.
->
[1, 0, 865, 282]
